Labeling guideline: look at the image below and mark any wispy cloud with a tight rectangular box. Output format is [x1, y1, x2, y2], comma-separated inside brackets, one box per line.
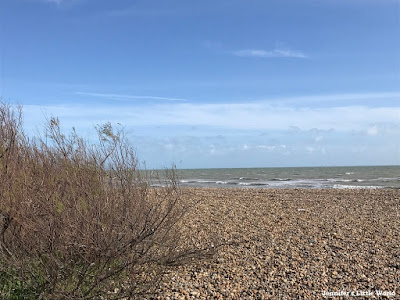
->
[42, 0, 83, 7]
[45, 0, 63, 4]
[203, 40, 307, 59]
[105, 7, 176, 18]
[41, 0, 82, 7]
[233, 48, 307, 58]
[261, 92, 400, 106]
[21, 92, 400, 168]
[25, 93, 400, 132]
[75, 92, 187, 102]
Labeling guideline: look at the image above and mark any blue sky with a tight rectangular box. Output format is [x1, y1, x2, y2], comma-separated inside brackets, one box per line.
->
[1, 0, 399, 168]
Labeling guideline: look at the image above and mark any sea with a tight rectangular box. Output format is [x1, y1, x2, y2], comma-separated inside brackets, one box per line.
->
[168, 166, 400, 190]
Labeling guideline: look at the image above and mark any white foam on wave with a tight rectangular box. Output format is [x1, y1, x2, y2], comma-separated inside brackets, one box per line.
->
[238, 182, 268, 186]
[179, 177, 388, 189]
[271, 178, 292, 181]
[180, 179, 222, 184]
[332, 184, 382, 189]
[370, 177, 400, 182]
[239, 177, 259, 180]
[327, 178, 361, 183]
[180, 179, 196, 183]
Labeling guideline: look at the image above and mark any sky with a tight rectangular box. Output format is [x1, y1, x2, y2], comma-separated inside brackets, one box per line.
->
[1, 0, 399, 169]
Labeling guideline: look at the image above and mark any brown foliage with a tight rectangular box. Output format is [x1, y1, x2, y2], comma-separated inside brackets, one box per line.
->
[0, 102, 192, 299]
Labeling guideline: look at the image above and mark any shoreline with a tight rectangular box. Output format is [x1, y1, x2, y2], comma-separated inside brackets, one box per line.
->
[177, 186, 400, 190]
[172, 166, 400, 190]
[155, 188, 400, 299]
[174, 183, 399, 190]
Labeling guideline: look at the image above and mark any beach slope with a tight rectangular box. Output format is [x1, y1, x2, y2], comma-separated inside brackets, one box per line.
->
[156, 188, 399, 299]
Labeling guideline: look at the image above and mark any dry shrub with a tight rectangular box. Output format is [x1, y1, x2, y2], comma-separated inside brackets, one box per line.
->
[0, 102, 197, 299]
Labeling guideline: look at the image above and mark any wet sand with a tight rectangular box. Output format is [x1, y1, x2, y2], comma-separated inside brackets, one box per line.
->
[154, 188, 399, 299]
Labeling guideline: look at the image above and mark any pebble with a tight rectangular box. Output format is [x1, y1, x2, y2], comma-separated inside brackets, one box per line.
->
[153, 188, 400, 298]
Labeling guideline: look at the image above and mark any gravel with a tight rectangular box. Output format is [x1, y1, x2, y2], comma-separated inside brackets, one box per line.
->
[153, 188, 400, 299]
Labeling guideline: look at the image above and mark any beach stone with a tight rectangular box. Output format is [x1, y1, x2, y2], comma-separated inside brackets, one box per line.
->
[153, 188, 400, 299]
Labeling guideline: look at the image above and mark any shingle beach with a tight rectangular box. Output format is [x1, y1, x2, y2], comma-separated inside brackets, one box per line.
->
[155, 188, 399, 299]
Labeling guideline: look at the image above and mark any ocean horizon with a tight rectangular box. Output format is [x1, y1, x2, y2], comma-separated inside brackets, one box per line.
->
[157, 165, 400, 189]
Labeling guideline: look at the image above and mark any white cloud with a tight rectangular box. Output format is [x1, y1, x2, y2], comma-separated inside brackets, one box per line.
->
[42, 0, 82, 6]
[104, 7, 176, 18]
[233, 48, 307, 58]
[142, 103, 399, 131]
[23, 97, 400, 135]
[75, 92, 187, 102]
[255, 145, 276, 151]
[367, 125, 379, 136]
[20, 99, 399, 168]
[44, 0, 74, 5]
[264, 92, 400, 106]
[306, 146, 315, 153]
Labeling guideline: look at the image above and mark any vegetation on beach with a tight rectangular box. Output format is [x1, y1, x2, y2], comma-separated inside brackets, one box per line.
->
[0, 102, 202, 299]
